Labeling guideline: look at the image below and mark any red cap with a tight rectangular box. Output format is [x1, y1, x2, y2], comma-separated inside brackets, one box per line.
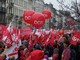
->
[26, 50, 44, 60]
[0, 57, 3, 60]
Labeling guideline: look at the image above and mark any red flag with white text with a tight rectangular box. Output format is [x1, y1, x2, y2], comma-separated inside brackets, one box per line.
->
[2, 23, 13, 47]
[70, 31, 80, 45]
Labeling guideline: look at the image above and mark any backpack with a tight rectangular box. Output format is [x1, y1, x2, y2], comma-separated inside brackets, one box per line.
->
[70, 49, 76, 60]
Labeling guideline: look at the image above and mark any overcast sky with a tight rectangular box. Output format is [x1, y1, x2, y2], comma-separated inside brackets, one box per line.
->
[44, 0, 59, 9]
[44, 0, 80, 10]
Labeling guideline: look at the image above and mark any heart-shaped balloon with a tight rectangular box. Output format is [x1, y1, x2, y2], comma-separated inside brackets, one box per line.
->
[42, 9, 51, 20]
[23, 10, 35, 24]
[32, 12, 45, 29]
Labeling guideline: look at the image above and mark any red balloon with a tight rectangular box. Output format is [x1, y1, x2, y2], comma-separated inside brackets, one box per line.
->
[42, 9, 51, 20]
[32, 12, 45, 29]
[23, 10, 35, 24]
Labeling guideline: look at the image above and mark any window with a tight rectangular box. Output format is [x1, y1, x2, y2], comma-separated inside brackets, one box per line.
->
[14, 0, 19, 5]
[19, 0, 23, 7]
[24, 1, 27, 9]
[0, 2, 1, 7]
[14, 7, 18, 15]
[19, 9, 23, 16]
[12, 0, 14, 3]
[6, 0, 9, 3]
[0, 13, 5, 23]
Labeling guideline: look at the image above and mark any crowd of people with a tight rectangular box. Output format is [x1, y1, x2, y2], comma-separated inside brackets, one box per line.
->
[0, 30, 80, 60]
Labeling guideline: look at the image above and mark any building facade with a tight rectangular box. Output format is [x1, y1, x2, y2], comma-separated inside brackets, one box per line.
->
[6, 0, 45, 28]
[6, 0, 33, 27]
[43, 4, 49, 29]
[43, 3, 69, 29]
[32, 0, 44, 12]
[0, 0, 6, 25]
[44, 3, 57, 29]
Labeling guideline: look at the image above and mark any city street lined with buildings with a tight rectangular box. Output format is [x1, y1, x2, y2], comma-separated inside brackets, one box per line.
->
[0, 0, 80, 60]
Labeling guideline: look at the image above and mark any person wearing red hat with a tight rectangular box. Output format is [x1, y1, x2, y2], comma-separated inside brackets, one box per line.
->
[26, 50, 44, 60]
[0, 57, 3, 60]
[52, 48, 59, 60]
[62, 40, 71, 60]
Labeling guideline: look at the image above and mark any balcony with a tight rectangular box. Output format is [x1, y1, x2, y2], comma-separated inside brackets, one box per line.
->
[0, 7, 6, 13]
[7, 13, 14, 20]
[8, 2, 14, 8]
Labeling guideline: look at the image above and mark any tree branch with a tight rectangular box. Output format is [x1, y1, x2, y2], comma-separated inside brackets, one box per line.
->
[57, 0, 80, 16]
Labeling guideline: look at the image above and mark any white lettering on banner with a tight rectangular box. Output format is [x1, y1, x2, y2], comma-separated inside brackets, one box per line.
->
[25, 16, 31, 20]
[72, 36, 79, 41]
[14, 37, 18, 42]
[2, 36, 7, 41]
[52, 30, 57, 34]
[12, 34, 16, 41]
[6, 38, 11, 44]
[34, 20, 43, 24]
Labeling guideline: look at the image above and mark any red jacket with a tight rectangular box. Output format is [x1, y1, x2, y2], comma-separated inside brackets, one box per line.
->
[52, 54, 58, 60]
[62, 47, 71, 60]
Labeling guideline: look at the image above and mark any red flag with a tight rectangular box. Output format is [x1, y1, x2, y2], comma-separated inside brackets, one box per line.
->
[70, 36, 79, 45]
[2, 23, 13, 47]
[20, 27, 32, 38]
[0, 25, 7, 40]
[8, 51, 18, 57]
[2, 30, 12, 47]
[34, 33, 43, 45]
[47, 30, 61, 46]
[28, 31, 35, 50]
[10, 27, 18, 42]
[70, 31, 80, 45]
[48, 35, 55, 46]
[37, 34, 43, 45]
[0, 25, 7, 32]
[44, 32, 51, 46]
[52, 30, 60, 40]
[43, 32, 50, 43]
[13, 29, 21, 44]
[33, 30, 42, 45]
[14, 34, 20, 44]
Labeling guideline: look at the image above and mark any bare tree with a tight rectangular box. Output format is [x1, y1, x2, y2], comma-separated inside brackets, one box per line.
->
[57, 0, 80, 20]
[57, 0, 80, 29]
